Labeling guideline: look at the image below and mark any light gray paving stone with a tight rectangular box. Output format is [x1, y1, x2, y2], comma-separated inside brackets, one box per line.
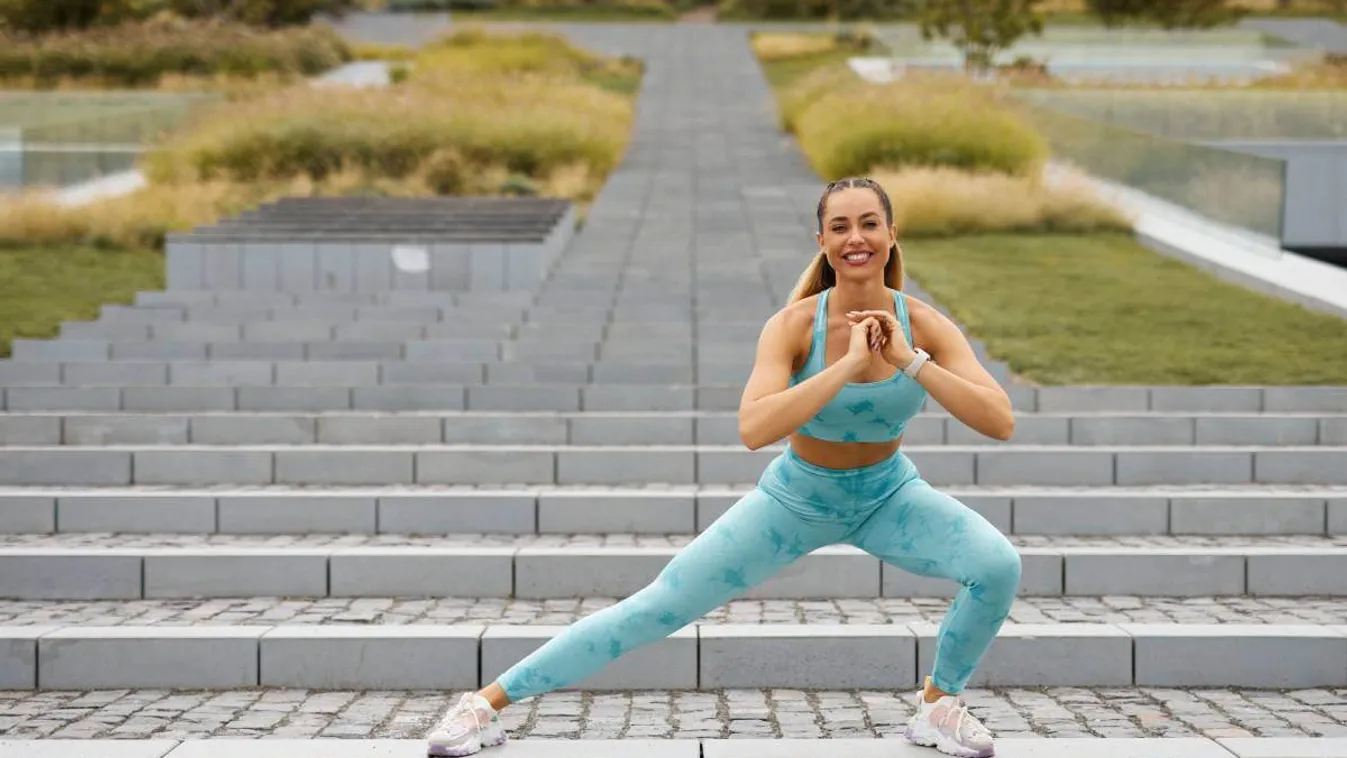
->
[0, 496, 53, 533]
[417, 450, 554, 485]
[558, 449, 695, 485]
[0, 625, 54, 689]
[259, 626, 481, 689]
[1150, 387, 1264, 412]
[0, 551, 141, 599]
[1197, 417, 1320, 446]
[328, 548, 513, 596]
[191, 415, 313, 445]
[352, 387, 465, 411]
[481, 625, 698, 691]
[0, 363, 60, 385]
[699, 625, 914, 689]
[275, 450, 413, 486]
[143, 551, 329, 598]
[239, 387, 350, 411]
[537, 492, 695, 534]
[0, 741, 180, 757]
[63, 362, 168, 385]
[974, 450, 1113, 486]
[1036, 388, 1150, 412]
[1071, 418, 1193, 446]
[512, 548, 675, 599]
[377, 493, 535, 534]
[65, 415, 188, 445]
[133, 451, 271, 486]
[1246, 550, 1347, 595]
[217, 495, 374, 534]
[1218, 738, 1347, 757]
[1170, 498, 1327, 536]
[708, 739, 1238, 757]
[59, 496, 213, 534]
[10, 340, 108, 362]
[1125, 623, 1347, 687]
[6, 388, 120, 412]
[1258, 451, 1347, 485]
[121, 388, 234, 413]
[1062, 550, 1246, 596]
[1013, 495, 1168, 536]
[1332, 499, 1347, 535]
[37, 627, 264, 689]
[1116, 451, 1253, 485]
[0, 416, 59, 445]
[1263, 387, 1347, 412]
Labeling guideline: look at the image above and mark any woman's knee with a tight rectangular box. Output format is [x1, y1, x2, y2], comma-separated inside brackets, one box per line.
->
[970, 535, 1021, 599]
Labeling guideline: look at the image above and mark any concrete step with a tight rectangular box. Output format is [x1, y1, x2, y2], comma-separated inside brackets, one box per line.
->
[0, 739, 1339, 758]
[0, 534, 1343, 600]
[4, 619, 1345, 690]
[0, 384, 751, 412]
[1, 444, 1345, 486]
[1, 485, 1343, 537]
[2, 376, 1344, 413]
[4, 411, 1345, 447]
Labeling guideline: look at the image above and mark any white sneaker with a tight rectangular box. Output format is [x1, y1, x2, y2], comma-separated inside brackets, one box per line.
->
[904, 683, 995, 758]
[426, 692, 507, 757]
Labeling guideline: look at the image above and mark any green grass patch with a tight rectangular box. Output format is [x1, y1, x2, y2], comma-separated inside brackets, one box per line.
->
[0, 246, 163, 358]
[904, 232, 1347, 385]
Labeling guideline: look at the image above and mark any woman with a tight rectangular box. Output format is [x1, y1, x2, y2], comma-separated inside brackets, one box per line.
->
[427, 177, 1022, 758]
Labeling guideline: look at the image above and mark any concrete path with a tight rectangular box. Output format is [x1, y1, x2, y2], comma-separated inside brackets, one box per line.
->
[4, 736, 1347, 757]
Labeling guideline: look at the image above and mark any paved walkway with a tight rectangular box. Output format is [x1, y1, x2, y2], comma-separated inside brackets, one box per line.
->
[3, 687, 1346, 741]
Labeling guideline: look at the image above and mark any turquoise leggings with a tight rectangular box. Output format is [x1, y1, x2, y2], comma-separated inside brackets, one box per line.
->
[497, 447, 1022, 700]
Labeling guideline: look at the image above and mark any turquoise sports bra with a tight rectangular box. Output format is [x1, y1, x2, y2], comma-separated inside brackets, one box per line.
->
[789, 288, 927, 443]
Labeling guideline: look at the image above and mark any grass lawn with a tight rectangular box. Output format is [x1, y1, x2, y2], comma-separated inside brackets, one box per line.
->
[903, 232, 1347, 385]
[0, 247, 163, 358]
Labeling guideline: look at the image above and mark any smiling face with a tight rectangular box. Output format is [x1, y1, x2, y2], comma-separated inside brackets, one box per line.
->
[815, 185, 896, 281]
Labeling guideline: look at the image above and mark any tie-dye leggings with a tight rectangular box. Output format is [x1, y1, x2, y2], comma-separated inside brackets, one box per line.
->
[496, 446, 1022, 701]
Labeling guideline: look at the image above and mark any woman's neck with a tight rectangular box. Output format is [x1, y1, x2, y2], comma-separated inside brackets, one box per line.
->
[829, 279, 892, 315]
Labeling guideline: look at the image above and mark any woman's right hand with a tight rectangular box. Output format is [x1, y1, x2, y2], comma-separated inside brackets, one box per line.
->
[845, 316, 881, 379]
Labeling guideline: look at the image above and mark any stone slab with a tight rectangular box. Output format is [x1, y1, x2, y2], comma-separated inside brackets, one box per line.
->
[0, 742, 180, 758]
[259, 625, 481, 689]
[37, 626, 265, 689]
[702, 739, 1235, 757]
[1217, 739, 1347, 757]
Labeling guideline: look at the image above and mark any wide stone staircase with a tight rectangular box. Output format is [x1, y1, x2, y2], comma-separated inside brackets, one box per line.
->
[0, 23, 1346, 756]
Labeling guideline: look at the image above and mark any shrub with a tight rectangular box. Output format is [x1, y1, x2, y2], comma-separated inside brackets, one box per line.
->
[790, 72, 1050, 178]
[719, 0, 914, 20]
[0, 0, 360, 33]
[2, 29, 640, 250]
[0, 16, 351, 87]
[872, 165, 1131, 237]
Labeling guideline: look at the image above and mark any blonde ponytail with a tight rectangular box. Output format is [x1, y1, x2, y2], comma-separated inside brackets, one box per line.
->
[786, 242, 905, 305]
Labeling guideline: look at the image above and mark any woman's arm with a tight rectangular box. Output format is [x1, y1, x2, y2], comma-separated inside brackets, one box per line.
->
[848, 299, 1015, 441]
[907, 303, 1015, 441]
[737, 309, 870, 450]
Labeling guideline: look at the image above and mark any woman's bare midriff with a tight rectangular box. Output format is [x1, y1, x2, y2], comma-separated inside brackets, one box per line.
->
[788, 431, 903, 470]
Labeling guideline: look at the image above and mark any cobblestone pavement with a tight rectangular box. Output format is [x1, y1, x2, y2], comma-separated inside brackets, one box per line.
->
[2, 687, 1346, 741]
[1, 596, 1344, 626]
[1, 533, 1344, 548]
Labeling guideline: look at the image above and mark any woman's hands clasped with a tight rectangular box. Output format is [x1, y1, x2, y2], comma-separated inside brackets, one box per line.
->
[846, 308, 918, 371]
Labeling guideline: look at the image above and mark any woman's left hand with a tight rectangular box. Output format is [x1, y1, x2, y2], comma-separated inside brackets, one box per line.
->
[846, 309, 917, 370]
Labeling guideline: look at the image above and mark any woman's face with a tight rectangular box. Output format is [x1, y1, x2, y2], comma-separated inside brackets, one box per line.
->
[815, 187, 894, 280]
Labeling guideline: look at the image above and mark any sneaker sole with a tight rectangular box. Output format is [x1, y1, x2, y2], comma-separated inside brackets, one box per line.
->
[904, 725, 994, 758]
[427, 728, 506, 758]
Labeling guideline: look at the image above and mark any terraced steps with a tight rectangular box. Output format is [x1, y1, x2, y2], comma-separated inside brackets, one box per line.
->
[3, 617, 1344, 690]
[9, 738, 1347, 757]
[2, 443, 1344, 486]
[3, 411, 1346, 447]
[0, 533, 1342, 600]
[1, 484, 1341, 536]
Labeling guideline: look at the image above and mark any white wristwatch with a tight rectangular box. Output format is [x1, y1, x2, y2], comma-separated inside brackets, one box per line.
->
[903, 348, 930, 379]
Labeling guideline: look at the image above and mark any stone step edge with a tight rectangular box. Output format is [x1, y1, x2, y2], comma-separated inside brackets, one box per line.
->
[3, 738, 1345, 758]
[6, 409, 1340, 419]
[4, 443, 1344, 451]
[8, 738, 1347, 758]
[6, 622, 1346, 691]
[4, 485, 1341, 538]
[1, 544, 1342, 600]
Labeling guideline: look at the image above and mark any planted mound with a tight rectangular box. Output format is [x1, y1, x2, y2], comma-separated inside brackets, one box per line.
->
[791, 72, 1050, 179]
[0, 29, 640, 251]
[0, 17, 351, 87]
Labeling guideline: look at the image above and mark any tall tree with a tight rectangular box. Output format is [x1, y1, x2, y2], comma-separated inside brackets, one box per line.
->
[917, 0, 1045, 75]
